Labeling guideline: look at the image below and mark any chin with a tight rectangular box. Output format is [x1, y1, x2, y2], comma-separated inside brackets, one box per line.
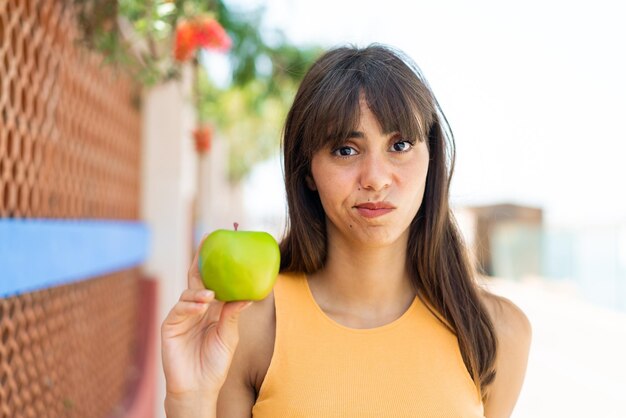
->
[351, 229, 404, 248]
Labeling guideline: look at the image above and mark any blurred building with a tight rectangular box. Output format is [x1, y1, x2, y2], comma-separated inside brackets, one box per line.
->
[456, 203, 626, 312]
[455, 203, 543, 279]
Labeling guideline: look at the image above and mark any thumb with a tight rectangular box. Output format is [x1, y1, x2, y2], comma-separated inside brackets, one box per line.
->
[215, 301, 253, 351]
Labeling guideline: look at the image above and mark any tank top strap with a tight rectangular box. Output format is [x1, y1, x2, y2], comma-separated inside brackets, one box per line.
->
[271, 271, 317, 338]
[272, 271, 307, 312]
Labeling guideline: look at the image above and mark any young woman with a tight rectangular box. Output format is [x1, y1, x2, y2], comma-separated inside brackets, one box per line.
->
[162, 44, 532, 418]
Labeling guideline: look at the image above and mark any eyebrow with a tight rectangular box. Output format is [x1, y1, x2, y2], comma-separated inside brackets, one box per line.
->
[347, 131, 365, 139]
[346, 130, 398, 139]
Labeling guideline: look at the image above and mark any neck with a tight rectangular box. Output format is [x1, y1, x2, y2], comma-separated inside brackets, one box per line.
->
[308, 229, 415, 316]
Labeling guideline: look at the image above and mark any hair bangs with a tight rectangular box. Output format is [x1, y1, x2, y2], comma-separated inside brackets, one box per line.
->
[361, 68, 434, 145]
[303, 75, 363, 154]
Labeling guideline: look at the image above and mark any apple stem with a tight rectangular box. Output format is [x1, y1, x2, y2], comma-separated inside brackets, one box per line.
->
[234, 222, 239, 231]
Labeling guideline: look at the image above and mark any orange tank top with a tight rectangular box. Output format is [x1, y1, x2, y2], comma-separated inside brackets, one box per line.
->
[252, 272, 485, 417]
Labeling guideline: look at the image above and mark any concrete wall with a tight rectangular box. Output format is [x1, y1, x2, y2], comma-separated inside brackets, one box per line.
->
[140, 64, 247, 418]
[140, 65, 197, 418]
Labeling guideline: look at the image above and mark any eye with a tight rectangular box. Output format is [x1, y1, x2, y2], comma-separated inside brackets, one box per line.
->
[332, 146, 358, 158]
[390, 140, 414, 153]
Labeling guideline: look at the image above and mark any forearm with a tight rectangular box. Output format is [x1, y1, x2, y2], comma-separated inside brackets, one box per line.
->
[164, 393, 218, 418]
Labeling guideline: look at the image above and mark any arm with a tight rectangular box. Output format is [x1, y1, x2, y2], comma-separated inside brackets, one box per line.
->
[164, 290, 270, 418]
[216, 289, 276, 416]
[161, 237, 254, 418]
[162, 290, 252, 418]
[482, 294, 533, 418]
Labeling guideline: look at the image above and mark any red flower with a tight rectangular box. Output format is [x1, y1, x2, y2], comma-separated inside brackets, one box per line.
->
[174, 20, 196, 62]
[193, 125, 213, 154]
[174, 17, 232, 62]
[193, 17, 232, 52]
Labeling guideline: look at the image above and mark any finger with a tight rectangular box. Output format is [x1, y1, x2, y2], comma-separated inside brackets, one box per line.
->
[201, 298, 226, 327]
[163, 301, 209, 328]
[179, 288, 215, 303]
[214, 301, 253, 351]
[177, 289, 223, 326]
[188, 233, 211, 289]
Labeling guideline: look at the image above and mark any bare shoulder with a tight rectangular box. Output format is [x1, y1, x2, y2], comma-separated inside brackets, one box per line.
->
[216, 291, 276, 416]
[477, 287, 532, 418]
[478, 288, 532, 339]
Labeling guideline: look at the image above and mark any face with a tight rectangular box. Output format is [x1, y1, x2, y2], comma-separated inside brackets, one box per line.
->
[308, 99, 430, 248]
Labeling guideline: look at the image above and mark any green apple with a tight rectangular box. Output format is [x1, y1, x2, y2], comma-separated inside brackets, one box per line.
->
[198, 223, 280, 301]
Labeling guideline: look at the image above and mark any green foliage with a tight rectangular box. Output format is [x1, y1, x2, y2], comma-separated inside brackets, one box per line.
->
[72, 0, 323, 182]
[198, 73, 289, 182]
[197, 42, 322, 182]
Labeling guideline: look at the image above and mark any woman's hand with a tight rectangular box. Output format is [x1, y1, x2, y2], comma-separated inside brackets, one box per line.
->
[161, 239, 253, 402]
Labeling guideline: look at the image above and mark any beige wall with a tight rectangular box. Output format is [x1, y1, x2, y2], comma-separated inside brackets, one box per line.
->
[140, 65, 197, 418]
[140, 64, 249, 417]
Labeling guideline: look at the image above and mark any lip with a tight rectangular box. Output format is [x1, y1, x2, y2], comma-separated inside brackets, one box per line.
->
[354, 201, 395, 218]
[354, 201, 396, 210]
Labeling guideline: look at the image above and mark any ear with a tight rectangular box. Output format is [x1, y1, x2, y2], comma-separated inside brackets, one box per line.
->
[305, 175, 317, 191]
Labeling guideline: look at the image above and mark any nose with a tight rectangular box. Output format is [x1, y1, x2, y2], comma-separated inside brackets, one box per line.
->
[359, 151, 392, 191]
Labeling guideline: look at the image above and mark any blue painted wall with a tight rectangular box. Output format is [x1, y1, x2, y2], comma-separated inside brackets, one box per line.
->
[0, 219, 150, 297]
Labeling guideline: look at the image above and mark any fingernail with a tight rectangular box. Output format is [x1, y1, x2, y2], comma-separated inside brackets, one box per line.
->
[201, 290, 214, 298]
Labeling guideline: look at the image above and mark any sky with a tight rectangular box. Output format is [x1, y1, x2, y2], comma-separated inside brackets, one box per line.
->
[236, 0, 626, 229]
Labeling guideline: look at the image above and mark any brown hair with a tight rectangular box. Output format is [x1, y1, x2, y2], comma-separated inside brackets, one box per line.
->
[279, 44, 497, 398]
